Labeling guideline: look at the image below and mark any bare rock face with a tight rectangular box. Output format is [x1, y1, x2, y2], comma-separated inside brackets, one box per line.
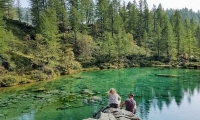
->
[84, 112, 116, 120]
[84, 107, 140, 120]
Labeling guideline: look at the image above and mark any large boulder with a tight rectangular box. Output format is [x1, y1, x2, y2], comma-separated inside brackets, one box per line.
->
[86, 107, 140, 120]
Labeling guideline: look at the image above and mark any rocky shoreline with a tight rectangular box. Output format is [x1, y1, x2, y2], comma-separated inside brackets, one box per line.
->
[84, 107, 140, 120]
[1, 60, 200, 88]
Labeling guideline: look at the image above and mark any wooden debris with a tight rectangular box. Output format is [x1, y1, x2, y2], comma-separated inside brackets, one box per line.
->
[155, 74, 181, 77]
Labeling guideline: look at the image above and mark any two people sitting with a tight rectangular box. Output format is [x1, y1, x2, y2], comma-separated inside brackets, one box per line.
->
[107, 88, 137, 114]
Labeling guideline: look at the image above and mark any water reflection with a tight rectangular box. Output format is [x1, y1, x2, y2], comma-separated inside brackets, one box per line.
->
[143, 89, 200, 120]
[0, 68, 200, 120]
[130, 68, 200, 120]
[18, 110, 36, 120]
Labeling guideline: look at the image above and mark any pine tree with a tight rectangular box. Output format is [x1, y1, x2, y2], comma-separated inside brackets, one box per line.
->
[137, 0, 144, 46]
[37, 8, 58, 40]
[126, 2, 133, 33]
[16, 0, 22, 21]
[86, 0, 95, 24]
[0, 0, 6, 26]
[173, 10, 185, 56]
[190, 18, 197, 36]
[186, 29, 193, 59]
[109, 0, 122, 37]
[96, 0, 109, 40]
[55, 0, 68, 33]
[196, 25, 200, 48]
[30, 0, 44, 25]
[68, 0, 81, 44]
[132, 0, 139, 36]
[80, 0, 95, 25]
[143, 30, 148, 54]
[25, 10, 30, 23]
[197, 10, 200, 23]
[78, 0, 95, 34]
[155, 24, 161, 58]
[119, 1, 127, 29]
[126, 1, 138, 36]
[162, 20, 176, 61]
[152, 4, 157, 32]
[99, 32, 117, 62]
[4, 0, 14, 19]
[156, 4, 164, 29]
[143, 0, 149, 32]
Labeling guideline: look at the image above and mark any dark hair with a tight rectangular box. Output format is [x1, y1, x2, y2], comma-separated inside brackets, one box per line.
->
[129, 93, 134, 97]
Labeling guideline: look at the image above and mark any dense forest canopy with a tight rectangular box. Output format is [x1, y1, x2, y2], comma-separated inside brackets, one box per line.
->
[1, 0, 200, 87]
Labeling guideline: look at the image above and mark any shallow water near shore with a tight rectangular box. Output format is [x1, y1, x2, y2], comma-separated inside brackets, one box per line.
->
[0, 67, 200, 120]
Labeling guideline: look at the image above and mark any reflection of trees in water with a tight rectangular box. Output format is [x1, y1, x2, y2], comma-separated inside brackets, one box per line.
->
[132, 69, 200, 119]
[137, 98, 151, 120]
[197, 82, 200, 93]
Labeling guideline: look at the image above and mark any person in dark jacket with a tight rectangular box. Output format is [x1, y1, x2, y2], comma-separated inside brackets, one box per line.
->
[120, 93, 137, 114]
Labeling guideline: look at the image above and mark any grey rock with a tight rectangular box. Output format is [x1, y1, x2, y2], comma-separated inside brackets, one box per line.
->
[88, 96, 102, 103]
[35, 94, 51, 99]
[86, 107, 140, 120]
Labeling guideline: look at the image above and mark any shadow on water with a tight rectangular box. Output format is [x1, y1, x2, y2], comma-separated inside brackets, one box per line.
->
[0, 68, 200, 120]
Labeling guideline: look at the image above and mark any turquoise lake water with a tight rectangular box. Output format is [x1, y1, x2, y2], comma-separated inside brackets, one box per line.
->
[0, 67, 200, 120]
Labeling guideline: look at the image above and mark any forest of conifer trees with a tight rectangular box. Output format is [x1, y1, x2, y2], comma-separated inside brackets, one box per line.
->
[1, 0, 200, 87]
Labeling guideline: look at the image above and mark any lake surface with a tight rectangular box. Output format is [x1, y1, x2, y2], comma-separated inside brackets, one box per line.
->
[0, 68, 200, 120]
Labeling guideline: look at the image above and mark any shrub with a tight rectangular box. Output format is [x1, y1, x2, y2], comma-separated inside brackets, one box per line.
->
[0, 66, 7, 75]
[0, 75, 17, 87]
[18, 77, 32, 84]
[30, 70, 47, 81]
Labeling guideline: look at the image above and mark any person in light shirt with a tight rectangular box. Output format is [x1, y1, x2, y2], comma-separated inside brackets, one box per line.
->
[107, 88, 121, 108]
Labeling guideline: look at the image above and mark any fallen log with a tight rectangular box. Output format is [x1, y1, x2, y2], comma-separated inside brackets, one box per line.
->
[155, 74, 181, 77]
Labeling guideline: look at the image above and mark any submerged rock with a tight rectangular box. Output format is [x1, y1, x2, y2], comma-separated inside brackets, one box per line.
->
[0, 114, 5, 117]
[35, 94, 51, 99]
[80, 89, 95, 95]
[57, 103, 72, 110]
[46, 90, 60, 95]
[88, 96, 102, 103]
[32, 87, 47, 92]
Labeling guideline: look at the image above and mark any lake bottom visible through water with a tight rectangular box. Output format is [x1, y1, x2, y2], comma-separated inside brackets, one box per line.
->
[0, 68, 200, 120]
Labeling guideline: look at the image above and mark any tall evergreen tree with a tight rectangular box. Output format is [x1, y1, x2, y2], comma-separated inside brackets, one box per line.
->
[99, 32, 117, 62]
[126, 2, 133, 33]
[16, 0, 22, 21]
[0, 0, 6, 27]
[143, 0, 149, 32]
[173, 10, 185, 56]
[137, 0, 144, 46]
[109, 0, 121, 37]
[156, 4, 164, 28]
[37, 8, 58, 40]
[119, 1, 127, 28]
[162, 20, 176, 60]
[3, 0, 14, 19]
[96, 0, 109, 40]
[25, 10, 30, 23]
[68, 0, 81, 45]
[126, 1, 138, 37]
[143, 30, 148, 54]
[30, 0, 44, 25]
[152, 4, 157, 32]
[196, 25, 200, 48]
[155, 24, 161, 58]
[54, 0, 68, 33]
